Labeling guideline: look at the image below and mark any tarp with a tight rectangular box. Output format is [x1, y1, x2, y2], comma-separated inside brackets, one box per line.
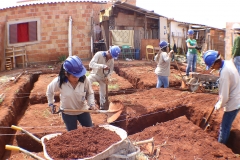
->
[111, 30, 134, 48]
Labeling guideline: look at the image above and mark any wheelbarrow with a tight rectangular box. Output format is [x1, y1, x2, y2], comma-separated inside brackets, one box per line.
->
[186, 72, 219, 92]
[7, 125, 153, 160]
[7, 125, 138, 160]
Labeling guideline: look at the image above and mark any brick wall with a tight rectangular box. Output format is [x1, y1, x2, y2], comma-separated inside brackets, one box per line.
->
[0, 2, 108, 70]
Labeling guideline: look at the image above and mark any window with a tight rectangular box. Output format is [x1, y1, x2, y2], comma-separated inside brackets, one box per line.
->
[7, 18, 41, 46]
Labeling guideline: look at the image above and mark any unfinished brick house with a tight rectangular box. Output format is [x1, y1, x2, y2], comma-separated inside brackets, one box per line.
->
[0, 0, 137, 71]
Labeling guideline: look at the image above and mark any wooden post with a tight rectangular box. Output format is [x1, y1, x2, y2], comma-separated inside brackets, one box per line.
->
[144, 15, 147, 39]
[13, 47, 16, 68]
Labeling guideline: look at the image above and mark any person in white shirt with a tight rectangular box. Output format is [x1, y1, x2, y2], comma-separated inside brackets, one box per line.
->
[203, 50, 240, 144]
[88, 46, 121, 110]
[46, 56, 96, 131]
[154, 41, 173, 88]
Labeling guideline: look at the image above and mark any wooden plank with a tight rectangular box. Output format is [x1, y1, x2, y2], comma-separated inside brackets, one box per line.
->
[134, 27, 144, 50]
[140, 39, 160, 60]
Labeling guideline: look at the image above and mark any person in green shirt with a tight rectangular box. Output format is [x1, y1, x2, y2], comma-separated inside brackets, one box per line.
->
[186, 29, 197, 78]
[232, 25, 240, 75]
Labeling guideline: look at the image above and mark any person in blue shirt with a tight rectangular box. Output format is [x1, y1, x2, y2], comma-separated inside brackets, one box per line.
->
[186, 29, 197, 79]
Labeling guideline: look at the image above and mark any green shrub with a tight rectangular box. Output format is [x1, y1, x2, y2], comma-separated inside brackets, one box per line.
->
[58, 55, 67, 62]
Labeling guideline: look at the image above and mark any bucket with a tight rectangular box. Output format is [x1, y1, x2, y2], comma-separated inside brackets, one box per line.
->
[135, 49, 140, 60]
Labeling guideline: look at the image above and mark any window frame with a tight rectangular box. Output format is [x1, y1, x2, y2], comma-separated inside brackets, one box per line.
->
[7, 18, 41, 46]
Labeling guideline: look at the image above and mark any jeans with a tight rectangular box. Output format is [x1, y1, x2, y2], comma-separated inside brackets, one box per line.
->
[62, 112, 93, 131]
[156, 75, 169, 88]
[186, 53, 197, 76]
[218, 108, 240, 144]
[88, 74, 106, 106]
[234, 56, 240, 75]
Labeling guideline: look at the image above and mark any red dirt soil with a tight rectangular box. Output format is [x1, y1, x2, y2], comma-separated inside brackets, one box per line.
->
[45, 126, 121, 159]
[29, 73, 59, 105]
[1, 60, 240, 160]
[116, 62, 185, 89]
[91, 72, 133, 92]
[129, 116, 238, 160]
[109, 88, 240, 155]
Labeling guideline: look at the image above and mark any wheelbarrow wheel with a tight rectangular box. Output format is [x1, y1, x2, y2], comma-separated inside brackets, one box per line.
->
[189, 78, 199, 92]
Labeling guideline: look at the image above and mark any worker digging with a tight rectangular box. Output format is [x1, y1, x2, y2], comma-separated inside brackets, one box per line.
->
[88, 45, 121, 110]
[46, 55, 97, 131]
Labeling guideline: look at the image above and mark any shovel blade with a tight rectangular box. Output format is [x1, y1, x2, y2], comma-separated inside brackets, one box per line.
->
[107, 110, 123, 123]
[108, 101, 124, 112]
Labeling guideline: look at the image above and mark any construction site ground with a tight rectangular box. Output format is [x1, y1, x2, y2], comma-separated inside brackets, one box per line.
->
[0, 59, 240, 159]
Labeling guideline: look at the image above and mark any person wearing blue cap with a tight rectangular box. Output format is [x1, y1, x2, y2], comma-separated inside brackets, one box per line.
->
[46, 55, 96, 131]
[186, 29, 197, 79]
[154, 41, 173, 88]
[203, 50, 240, 145]
[88, 46, 121, 110]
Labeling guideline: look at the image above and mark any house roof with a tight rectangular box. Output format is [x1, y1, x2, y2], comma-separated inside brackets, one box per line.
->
[1, 0, 108, 10]
[114, 1, 167, 19]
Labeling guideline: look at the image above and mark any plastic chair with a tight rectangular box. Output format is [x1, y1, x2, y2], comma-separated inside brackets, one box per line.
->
[146, 45, 155, 61]
[122, 45, 133, 60]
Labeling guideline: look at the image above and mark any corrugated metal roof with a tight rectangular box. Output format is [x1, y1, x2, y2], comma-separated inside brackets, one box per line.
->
[114, 1, 167, 19]
[1, 0, 108, 10]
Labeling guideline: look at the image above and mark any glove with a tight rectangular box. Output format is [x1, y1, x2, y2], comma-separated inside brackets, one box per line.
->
[102, 64, 108, 69]
[214, 101, 222, 111]
[49, 104, 56, 114]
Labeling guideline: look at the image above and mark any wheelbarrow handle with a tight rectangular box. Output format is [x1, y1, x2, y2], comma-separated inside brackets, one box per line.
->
[11, 125, 42, 144]
[5, 145, 20, 151]
[5, 145, 45, 160]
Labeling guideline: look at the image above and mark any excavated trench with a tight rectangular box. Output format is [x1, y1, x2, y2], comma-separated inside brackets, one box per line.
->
[2, 68, 240, 158]
[0, 73, 39, 159]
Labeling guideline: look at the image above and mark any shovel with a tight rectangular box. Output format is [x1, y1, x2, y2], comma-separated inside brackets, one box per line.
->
[5, 145, 45, 160]
[103, 68, 110, 110]
[199, 106, 215, 131]
[56, 102, 124, 123]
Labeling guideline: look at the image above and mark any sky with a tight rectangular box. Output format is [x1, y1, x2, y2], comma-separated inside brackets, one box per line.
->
[136, 0, 240, 29]
[2, 0, 239, 29]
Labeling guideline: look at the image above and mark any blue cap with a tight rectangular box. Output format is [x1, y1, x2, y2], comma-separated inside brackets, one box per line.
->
[63, 56, 86, 77]
[110, 46, 121, 59]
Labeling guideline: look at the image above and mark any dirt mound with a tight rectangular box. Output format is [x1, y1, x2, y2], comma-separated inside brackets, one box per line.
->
[116, 63, 182, 89]
[44, 126, 121, 159]
[129, 116, 237, 159]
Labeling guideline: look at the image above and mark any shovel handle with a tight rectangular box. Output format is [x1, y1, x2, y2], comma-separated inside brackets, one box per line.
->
[205, 106, 215, 123]
[62, 109, 108, 113]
